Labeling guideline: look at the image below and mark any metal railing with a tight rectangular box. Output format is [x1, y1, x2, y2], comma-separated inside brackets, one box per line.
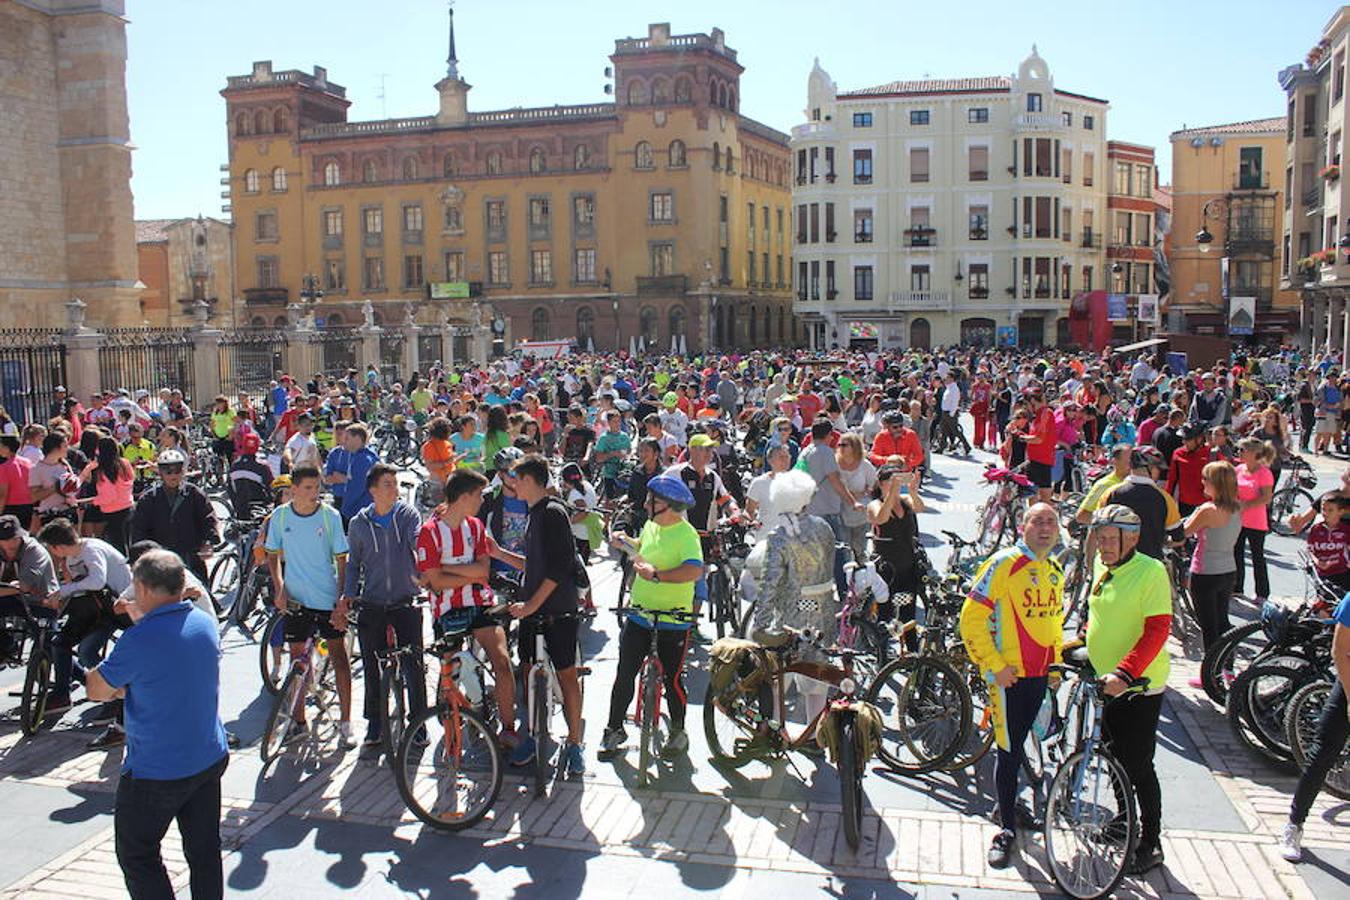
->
[0, 330, 67, 425]
[218, 329, 286, 400]
[308, 327, 361, 376]
[98, 328, 195, 402]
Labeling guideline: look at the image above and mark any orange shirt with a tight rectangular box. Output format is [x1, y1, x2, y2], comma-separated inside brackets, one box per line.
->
[422, 438, 454, 478]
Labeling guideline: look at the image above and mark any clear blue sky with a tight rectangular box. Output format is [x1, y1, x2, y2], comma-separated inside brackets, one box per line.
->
[127, 0, 1333, 219]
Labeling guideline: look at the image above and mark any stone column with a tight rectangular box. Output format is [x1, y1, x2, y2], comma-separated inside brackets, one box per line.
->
[287, 307, 316, 381]
[187, 301, 223, 401]
[404, 324, 420, 377]
[63, 299, 103, 401]
[358, 325, 382, 374]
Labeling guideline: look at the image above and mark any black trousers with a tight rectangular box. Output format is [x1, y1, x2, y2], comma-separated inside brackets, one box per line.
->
[356, 604, 426, 730]
[1290, 680, 1349, 825]
[115, 753, 228, 900]
[1191, 571, 1236, 653]
[606, 619, 690, 732]
[1233, 527, 1269, 598]
[1102, 692, 1164, 849]
[1300, 407, 1315, 451]
[995, 676, 1047, 835]
[101, 507, 131, 556]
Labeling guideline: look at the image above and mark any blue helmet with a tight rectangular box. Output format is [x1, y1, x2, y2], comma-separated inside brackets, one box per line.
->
[645, 473, 695, 511]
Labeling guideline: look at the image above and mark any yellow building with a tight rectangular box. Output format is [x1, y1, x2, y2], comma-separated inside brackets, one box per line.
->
[221, 18, 795, 360]
[1168, 118, 1300, 341]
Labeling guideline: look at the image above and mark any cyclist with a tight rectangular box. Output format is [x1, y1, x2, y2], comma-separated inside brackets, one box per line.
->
[600, 473, 703, 759]
[0, 514, 60, 663]
[121, 422, 157, 496]
[264, 465, 354, 748]
[336, 423, 379, 527]
[1083, 503, 1172, 876]
[227, 435, 273, 520]
[343, 462, 425, 752]
[1094, 446, 1181, 561]
[282, 413, 321, 472]
[958, 502, 1063, 870]
[207, 395, 234, 463]
[129, 449, 219, 582]
[1074, 443, 1132, 525]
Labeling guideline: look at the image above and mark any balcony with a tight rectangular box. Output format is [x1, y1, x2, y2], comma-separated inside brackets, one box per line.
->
[1014, 113, 1064, 131]
[243, 287, 289, 305]
[790, 120, 836, 140]
[1303, 183, 1323, 210]
[1225, 230, 1276, 257]
[636, 274, 688, 295]
[888, 290, 952, 311]
[854, 232, 873, 243]
[1081, 231, 1102, 249]
[1234, 170, 1271, 191]
[904, 225, 936, 247]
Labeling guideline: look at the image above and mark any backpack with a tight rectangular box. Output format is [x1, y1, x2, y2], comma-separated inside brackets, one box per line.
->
[815, 699, 884, 765]
[707, 637, 771, 698]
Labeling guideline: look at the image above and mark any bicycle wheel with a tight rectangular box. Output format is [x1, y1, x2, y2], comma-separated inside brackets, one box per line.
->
[1270, 488, 1316, 536]
[381, 662, 408, 761]
[261, 666, 306, 763]
[19, 643, 51, 737]
[209, 554, 240, 622]
[1285, 680, 1350, 800]
[532, 668, 550, 797]
[735, 598, 757, 639]
[837, 712, 864, 850]
[1200, 621, 1264, 706]
[702, 680, 759, 768]
[943, 661, 995, 771]
[865, 655, 971, 775]
[1043, 748, 1136, 900]
[636, 664, 666, 788]
[394, 704, 504, 831]
[709, 568, 735, 639]
[1226, 661, 1309, 767]
[259, 611, 289, 695]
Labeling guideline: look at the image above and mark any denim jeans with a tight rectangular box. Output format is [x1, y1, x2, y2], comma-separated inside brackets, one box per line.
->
[819, 513, 850, 605]
[52, 592, 111, 697]
[115, 753, 228, 900]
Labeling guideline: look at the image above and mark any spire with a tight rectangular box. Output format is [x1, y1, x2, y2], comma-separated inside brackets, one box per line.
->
[446, 1, 459, 80]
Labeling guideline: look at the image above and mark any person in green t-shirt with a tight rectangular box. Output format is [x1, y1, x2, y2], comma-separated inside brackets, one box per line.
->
[1084, 504, 1172, 876]
[593, 409, 632, 500]
[209, 395, 235, 462]
[599, 473, 702, 760]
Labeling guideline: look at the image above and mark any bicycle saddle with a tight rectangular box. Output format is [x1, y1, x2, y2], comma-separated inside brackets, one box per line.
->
[1062, 644, 1091, 668]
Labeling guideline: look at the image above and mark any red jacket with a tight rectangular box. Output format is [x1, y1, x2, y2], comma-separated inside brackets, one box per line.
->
[869, 428, 924, 470]
[1166, 445, 1209, 507]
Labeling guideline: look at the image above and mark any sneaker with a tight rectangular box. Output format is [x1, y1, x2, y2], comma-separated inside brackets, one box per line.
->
[599, 725, 627, 755]
[361, 723, 382, 750]
[1279, 822, 1303, 862]
[226, 731, 241, 750]
[87, 724, 125, 750]
[563, 742, 586, 777]
[510, 735, 537, 767]
[337, 721, 356, 750]
[987, 830, 1016, 869]
[1128, 843, 1165, 875]
[660, 728, 689, 760]
[43, 694, 71, 716]
[497, 727, 521, 749]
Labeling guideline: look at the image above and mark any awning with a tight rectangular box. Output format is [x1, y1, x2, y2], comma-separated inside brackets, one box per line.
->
[1111, 337, 1168, 354]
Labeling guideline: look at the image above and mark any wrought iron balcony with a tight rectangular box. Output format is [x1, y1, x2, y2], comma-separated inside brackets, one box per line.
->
[637, 274, 688, 295]
[243, 287, 289, 305]
[1225, 231, 1276, 257]
[1081, 231, 1102, 249]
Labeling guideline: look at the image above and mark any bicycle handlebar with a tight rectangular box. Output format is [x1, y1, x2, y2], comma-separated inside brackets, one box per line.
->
[610, 606, 700, 623]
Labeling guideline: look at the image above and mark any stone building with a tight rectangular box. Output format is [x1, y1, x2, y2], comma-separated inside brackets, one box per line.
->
[135, 217, 237, 326]
[221, 16, 797, 360]
[0, 0, 141, 328]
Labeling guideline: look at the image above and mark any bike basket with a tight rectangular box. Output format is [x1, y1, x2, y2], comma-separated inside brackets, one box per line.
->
[708, 637, 769, 697]
[816, 699, 884, 765]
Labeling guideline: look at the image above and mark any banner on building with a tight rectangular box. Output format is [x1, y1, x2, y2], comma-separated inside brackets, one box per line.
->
[848, 322, 879, 339]
[1136, 294, 1159, 325]
[996, 326, 1017, 348]
[430, 282, 471, 299]
[1229, 295, 1255, 335]
[1106, 294, 1129, 321]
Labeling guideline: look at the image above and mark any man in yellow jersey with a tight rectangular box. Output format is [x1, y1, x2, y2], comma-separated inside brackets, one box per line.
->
[959, 502, 1063, 869]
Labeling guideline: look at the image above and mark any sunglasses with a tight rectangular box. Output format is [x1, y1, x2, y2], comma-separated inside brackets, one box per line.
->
[158, 464, 184, 474]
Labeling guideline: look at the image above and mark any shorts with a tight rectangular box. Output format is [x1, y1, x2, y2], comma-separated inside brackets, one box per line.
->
[212, 436, 235, 457]
[1027, 460, 1053, 489]
[282, 606, 347, 643]
[518, 613, 580, 671]
[435, 605, 500, 637]
[1315, 417, 1338, 435]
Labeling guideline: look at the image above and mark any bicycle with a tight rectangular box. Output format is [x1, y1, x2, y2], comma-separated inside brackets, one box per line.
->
[610, 606, 700, 788]
[1269, 454, 1319, 536]
[1284, 674, 1350, 800]
[520, 608, 592, 797]
[209, 515, 267, 627]
[368, 601, 430, 761]
[259, 606, 350, 762]
[701, 522, 748, 639]
[974, 464, 1033, 553]
[257, 603, 358, 695]
[0, 591, 60, 737]
[393, 606, 509, 831]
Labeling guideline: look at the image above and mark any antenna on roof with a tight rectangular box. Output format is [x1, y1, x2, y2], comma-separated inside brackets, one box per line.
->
[376, 73, 389, 118]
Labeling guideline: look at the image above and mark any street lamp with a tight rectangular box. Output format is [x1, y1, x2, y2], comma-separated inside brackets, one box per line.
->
[1196, 197, 1228, 253]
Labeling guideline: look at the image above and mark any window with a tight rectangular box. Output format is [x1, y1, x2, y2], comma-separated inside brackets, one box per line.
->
[748, 202, 756, 243]
[824, 203, 834, 241]
[724, 147, 733, 173]
[747, 250, 756, 284]
[444, 251, 464, 281]
[1061, 147, 1072, 183]
[1026, 93, 1042, 112]
[1061, 111, 1072, 127]
[573, 194, 595, 232]
[1238, 147, 1263, 189]
[363, 257, 385, 291]
[776, 254, 784, 286]
[650, 242, 674, 276]
[796, 148, 807, 184]
[635, 141, 653, 169]
[796, 204, 808, 243]
[323, 259, 344, 291]
[363, 207, 383, 235]
[256, 256, 279, 288]
[1062, 208, 1072, 242]
[244, 169, 260, 193]
[488, 251, 508, 285]
[854, 208, 873, 243]
[911, 264, 931, 292]
[968, 107, 989, 123]
[667, 140, 687, 168]
[402, 157, 418, 180]
[1083, 114, 1094, 130]
[529, 147, 545, 174]
[1135, 164, 1152, 197]
[443, 205, 462, 231]
[255, 211, 277, 241]
[627, 79, 649, 106]
[712, 142, 721, 170]
[853, 149, 872, 183]
[969, 205, 989, 240]
[323, 209, 343, 237]
[486, 200, 506, 239]
[674, 77, 691, 103]
[669, 306, 686, 338]
[530, 250, 552, 284]
[528, 196, 550, 229]
[235, 112, 251, 136]
[1133, 212, 1151, 246]
[1033, 138, 1052, 177]
[576, 307, 595, 346]
[1337, 51, 1346, 102]
[809, 203, 819, 242]
[853, 265, 874, 301]
[825, 260, 836, 297]
[1114, 210, 1132, 245]
[1114, 161, 1132, 196]
[323, 161, 340, 186]
[363, 160, 377, 183]
[1083, 151, 1094, 186]
[486, 151, 502, 175]
[968, 145, 988, 181]
[810, 260, 819, 298]
[531, 307, 550, 341]
[443, 152, 455, 178]
[910, 109, 930, 125]
[403, 205, 423, 234]
[403, 254, 423, 289]
[853, 112, 873, 127]
[797, 261, 809, 300]
[650, 192, 674, 223]
[969, 263, 989, 298]
[574, 248, 596, 283]
[573, 144, 590, 170]
[809, 147, 818, 182]
[271, 167, 287, 191]
[910, 147, 929, 183]
[908, 206, 931, 245]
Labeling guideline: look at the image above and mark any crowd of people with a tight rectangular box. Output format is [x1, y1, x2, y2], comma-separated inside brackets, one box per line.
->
[0, 340, 1347, 895]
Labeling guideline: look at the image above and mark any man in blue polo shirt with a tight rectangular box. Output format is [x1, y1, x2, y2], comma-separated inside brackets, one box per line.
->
[88, 548, 228, 900]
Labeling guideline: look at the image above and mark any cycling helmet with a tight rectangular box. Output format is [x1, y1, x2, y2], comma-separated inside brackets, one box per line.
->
[560, 462, 585, 484]
[270, 473, 292, 490]
[239, 433, 262, 455]
[156, 448, 188, 467]
[1106, 406, 1123, 424]
[881, 410, 905, 426]
[1129, 446, 1165, 471]
[1088, 504, 1142, 533]
[645, 473, 695, 510]
[493, 445, 524, 471]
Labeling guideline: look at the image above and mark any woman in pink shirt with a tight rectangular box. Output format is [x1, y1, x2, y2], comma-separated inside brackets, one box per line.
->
[1234, 437, 1276, 602]
[81, 435, 134, 554]
[0, 436, 35, 529]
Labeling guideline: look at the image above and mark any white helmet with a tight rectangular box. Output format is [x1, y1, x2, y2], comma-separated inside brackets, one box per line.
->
[155, 448, 188, 466]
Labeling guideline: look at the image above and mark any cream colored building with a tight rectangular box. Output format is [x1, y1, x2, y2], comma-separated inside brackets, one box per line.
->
[791, 48, 1109, 350]
[136, 217, 237, 327]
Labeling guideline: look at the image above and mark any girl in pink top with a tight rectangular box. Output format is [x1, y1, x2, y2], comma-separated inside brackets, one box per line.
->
[82, 435, 134, 554]
[1234, 437, 1276, 601]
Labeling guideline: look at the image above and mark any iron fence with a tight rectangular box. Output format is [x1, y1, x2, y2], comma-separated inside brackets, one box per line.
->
[218, 329, 286, 401]
[310, 327, 359, 376]
[379, 332, 405, 384]
[0, 330, 67, 425]
[97, 328, 196, 403]
[417, 333, 444, 370]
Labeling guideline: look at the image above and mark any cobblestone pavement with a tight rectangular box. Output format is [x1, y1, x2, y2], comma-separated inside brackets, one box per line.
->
[0, 448, 1345, 898]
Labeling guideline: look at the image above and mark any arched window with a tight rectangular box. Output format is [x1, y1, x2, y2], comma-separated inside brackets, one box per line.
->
[627, 78, 649, 106]
[910, 318, 931, 350]
[442, 152, 455, 178]
[674, 77, 692, 103]
[529, 147, 545, 173]
[778, 308, 785, 344]
[363, 159, 377, 183]
[712, 142, 721, 170]
[709, 80, 720, 106]
[531, 307, 550, 341]
[576, 307, 595, 348]
[634, 141, 653, 169]
[668, 305, 686, 339]
[724, 147, 733, 173]
[271, 166, 286, 191]
[486, 151, 502, 175]
[235, 112, 251, 136]
[250, 315, 266, 327]
[639, 306, 658, 345]
[272, 109, 288, 132]
[668, 140, 686, 168]
[573, 144, 590, 170]
[402, 157, 418, 180]
[727, 89, 737, 112]
[717, 83, 728, 108]
[254, 110, 268, 134]
[651, 76, 670, 103]
[323, 160, 340, 187]
[243, 168, 260, 193]
[274, 315, 288, 328]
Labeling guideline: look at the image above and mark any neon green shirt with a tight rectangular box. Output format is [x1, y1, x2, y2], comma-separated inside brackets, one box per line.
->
[410, 388, 433, 413]
[630, 518, 703, 614]
[1086, 551, 1172, 690]
[654, 371, 671, 391]
[1076, 471, 1125, 518]
[210, 410, 234, 438]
